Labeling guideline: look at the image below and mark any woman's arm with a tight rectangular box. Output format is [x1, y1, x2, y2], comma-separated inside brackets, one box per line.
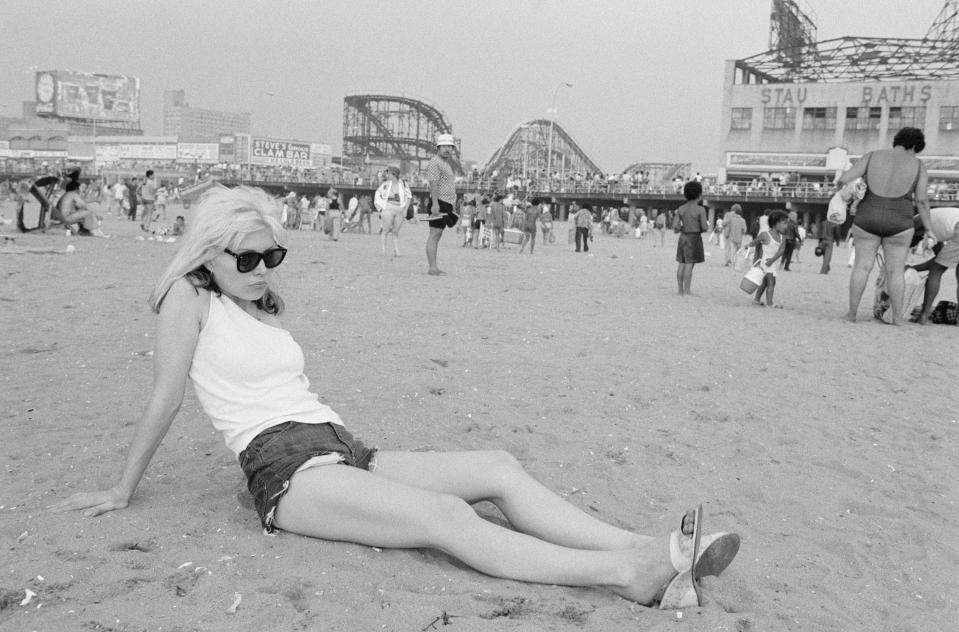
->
[914, 162, 934, 235]
[836, 153, 869, 186]
[766, 235, 785, 265]
[50, 279, 204, 516]
[373, 183, 387, 212]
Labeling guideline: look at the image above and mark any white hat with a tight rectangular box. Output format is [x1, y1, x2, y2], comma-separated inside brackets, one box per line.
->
[436, 133, 456, 147]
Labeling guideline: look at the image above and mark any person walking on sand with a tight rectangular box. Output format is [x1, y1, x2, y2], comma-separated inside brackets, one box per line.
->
[113, 180, 127, 217]
[817, 220, 841, 275]
[489, 193, 507, 250]
[425, 134, 459, 275]
[573, 204, 593, 252]
[140, 170, 158, 233]
[326, 188, 342, 241]
[540, 204, 553, 245]
[673, 181, 708, 296]
[374, 165, 411, 257]
[654, 210, 667, 247]
[744, 210, 788, 307]
[519, 198, 543, 254]
[723, 204, 746, 266]
[50, 186, 739, 609]
[780, 211, 800, 271]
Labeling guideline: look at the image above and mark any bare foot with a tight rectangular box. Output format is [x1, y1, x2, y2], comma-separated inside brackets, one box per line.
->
[428, 268, 447, 276]
[605, 539, 675, 605]
[841, 312, 857, 323]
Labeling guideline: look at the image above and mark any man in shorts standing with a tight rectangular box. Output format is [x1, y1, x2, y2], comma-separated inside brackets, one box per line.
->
[425, 133, 459, 275]
[673, 181, 708, 296]
[139, 170, 157, 233]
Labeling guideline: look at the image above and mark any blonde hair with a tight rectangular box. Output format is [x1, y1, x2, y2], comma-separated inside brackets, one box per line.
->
[149, 186, 286, 314]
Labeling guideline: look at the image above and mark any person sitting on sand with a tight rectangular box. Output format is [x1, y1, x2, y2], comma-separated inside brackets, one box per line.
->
[53, 180, 107, 237]
[171, 215, 186, 237]
[51, 186, 739, 609]
[910, 206, 959, 324]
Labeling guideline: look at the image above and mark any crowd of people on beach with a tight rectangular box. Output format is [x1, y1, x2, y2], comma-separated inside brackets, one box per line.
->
[4, 127, 957, 325]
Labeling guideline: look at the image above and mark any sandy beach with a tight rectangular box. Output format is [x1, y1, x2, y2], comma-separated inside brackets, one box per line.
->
[1, 202, 957, 632]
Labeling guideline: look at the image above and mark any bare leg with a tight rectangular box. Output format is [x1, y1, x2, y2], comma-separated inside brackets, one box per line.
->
[274, 456, 673, 603]
[879, 229, 914, 325]
[426, 226, 444, 274]
[375, 450, 650, 549]
[682, 263, 694, 295]
[676, 264, 685, 295]
[753, 277, 767, 304]
[392, 222, 402, 256]
[917, 263, 945, 323]
[845, 226, 881, 321]
[765, 276, 776, 306]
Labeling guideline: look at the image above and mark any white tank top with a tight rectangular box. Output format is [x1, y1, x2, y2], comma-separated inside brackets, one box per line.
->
[189, 292, 343, 456]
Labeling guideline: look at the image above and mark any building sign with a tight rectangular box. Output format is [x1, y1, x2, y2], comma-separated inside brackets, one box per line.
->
[0, 148, 68, 159]
[35, 70, 140, 123]
[860, 84, 932, 105]
[921, 156, 959, 174]
[219, 135, 236, 163]
[727, 152, 828, 170]
[310, 143, 332, 168]
[251, 137, 311, 167]
[177, 142, 219, 164]
[95, 143, 178, 162]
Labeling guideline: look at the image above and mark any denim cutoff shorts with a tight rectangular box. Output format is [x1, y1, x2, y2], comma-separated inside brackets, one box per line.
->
[238, 421, 377, 533]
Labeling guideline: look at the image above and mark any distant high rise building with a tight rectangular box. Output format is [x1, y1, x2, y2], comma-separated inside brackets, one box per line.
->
[163, 90, 250, 138]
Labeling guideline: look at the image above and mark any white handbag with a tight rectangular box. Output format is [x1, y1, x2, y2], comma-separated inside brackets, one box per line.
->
[827, 191, 847, 224]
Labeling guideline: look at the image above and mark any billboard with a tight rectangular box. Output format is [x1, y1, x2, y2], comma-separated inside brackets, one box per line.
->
[251, 137, 311, 167]
[96, 142, 178, 163]
[35, 70, 140, 123]
[177, 142, 220, 164]
[218, 135, 237, 163]
[310, 143, 332, 168]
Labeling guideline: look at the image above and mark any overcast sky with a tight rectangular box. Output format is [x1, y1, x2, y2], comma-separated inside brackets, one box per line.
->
[0, 0, 948, 171]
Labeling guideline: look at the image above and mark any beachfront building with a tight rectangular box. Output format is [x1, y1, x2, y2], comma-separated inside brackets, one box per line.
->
[163, 90, 251, 138]
[718, 0, 959, 197]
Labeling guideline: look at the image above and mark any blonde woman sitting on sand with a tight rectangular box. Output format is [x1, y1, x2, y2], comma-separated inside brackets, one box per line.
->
[374, 165, 411, 257]
[51, 186, 739, 609]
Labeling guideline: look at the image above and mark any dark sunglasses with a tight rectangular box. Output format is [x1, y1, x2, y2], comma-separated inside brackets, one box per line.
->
[223, 246, 288, 273]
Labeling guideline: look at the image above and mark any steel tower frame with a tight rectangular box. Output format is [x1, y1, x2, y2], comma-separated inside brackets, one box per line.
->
[736, 1, 959, 83]
[342, 94, 463, 175]
[482, 119, 603, 178]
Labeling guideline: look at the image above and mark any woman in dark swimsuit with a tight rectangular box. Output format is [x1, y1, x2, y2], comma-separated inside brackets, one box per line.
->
[836, 127, 935, 324]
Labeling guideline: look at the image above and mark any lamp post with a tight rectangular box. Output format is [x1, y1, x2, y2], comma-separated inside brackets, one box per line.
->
[248, 91, 275, 181]
[546, 82, 573, 192]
